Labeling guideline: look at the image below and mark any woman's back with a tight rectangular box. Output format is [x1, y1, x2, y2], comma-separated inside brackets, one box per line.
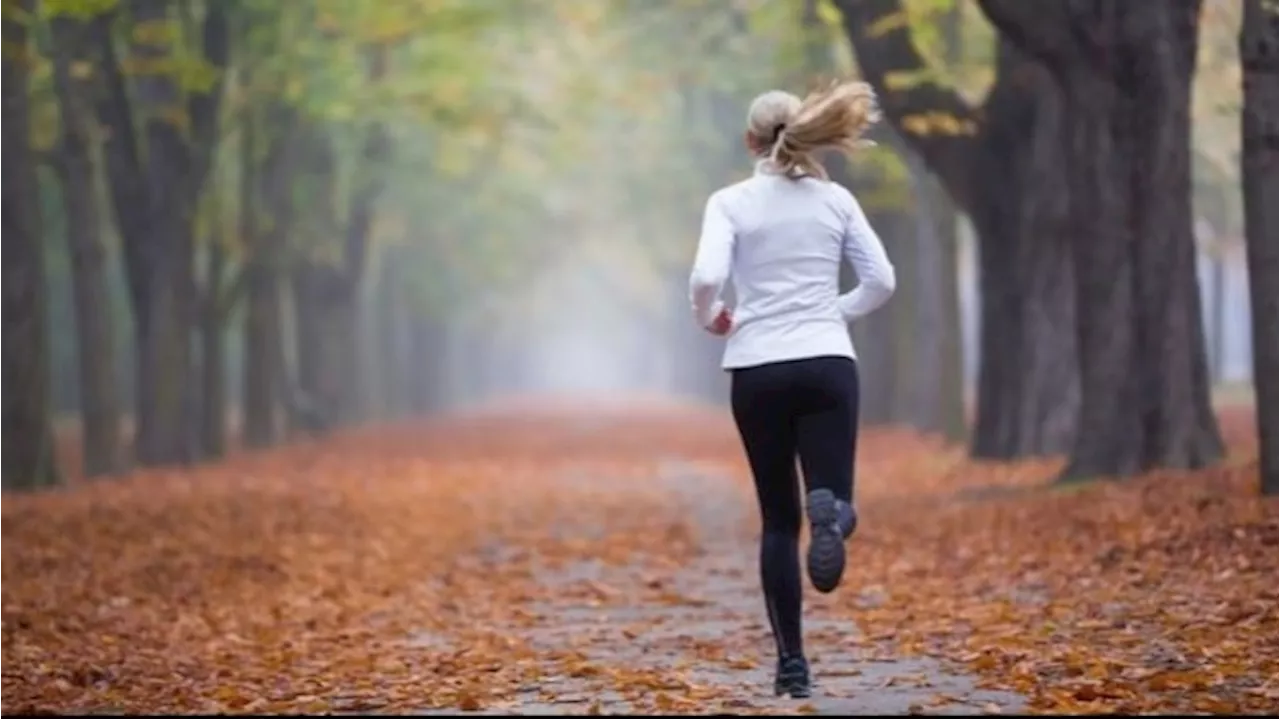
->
[691, 163, 895, 370]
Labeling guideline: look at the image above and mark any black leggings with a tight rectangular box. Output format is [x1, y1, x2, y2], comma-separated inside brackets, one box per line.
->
[730, 355, 860, 661]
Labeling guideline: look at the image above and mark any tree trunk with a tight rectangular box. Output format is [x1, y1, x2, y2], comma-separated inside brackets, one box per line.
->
[1207, 251, 1226, 383]
[1240, 0, 1279, 495]
[242, 107, 295, 449]
[835, 0, 1080, 456]
[979, 0, 1223, 479]
[1125, 4, 1222, 473]
[968, 44, 1078, 458]
[91, 1, 229, 467]
[131, 0, 195, 466]
[374, 252, 403, 419]
[3, 2, 61, 490]
[291, 255, 366, 430]
[133, 224, 197, 466]
[920, 0, 968, 443]
[199, 242, 227, 459]
[49, 15, 123, 477]
[1057, 58, 1145, 477]
[286, 52, 386, 430]
[242, 259, 280, 448]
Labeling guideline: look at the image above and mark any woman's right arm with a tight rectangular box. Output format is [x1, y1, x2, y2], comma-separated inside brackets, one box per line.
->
[688, 191, 736, 330]
[835, 190, 896, 323]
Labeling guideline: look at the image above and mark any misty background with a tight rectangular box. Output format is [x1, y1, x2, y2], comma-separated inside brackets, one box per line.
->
[4, 0, 1270, 488]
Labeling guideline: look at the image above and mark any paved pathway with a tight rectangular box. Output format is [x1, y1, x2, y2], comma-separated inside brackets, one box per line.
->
[408, 460, 1027, 715]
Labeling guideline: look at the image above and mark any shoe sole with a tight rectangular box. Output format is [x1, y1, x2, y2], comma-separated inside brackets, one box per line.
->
[806, 488, 845, 594]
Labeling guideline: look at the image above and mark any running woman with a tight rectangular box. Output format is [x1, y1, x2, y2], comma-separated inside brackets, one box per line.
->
[687, 80, 896, 699]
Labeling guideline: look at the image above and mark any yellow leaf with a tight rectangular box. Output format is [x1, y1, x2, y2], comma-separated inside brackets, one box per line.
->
[864, 10, 910, 39]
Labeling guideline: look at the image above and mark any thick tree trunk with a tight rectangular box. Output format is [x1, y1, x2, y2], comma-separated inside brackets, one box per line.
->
[91, 0, 229, 467]
[133, 225, 197, 466]
[241, 108, 296, 449]
[286, 50, 386, 429]
[2, 2, 60, 490]
[835, 0, 1080, 457]
[979, 0, 1224, 479]
[49, 16, 123, 477]
[1059, 63, 1144, 478]
[291, 267, 356, 430]
[131, 0, 195, 466]
[1240, 0, 1279, 495]
[968, 46, 1078, 458]
[1125, 20, 1223, 472]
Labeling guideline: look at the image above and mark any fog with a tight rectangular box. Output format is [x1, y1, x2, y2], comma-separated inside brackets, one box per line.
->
[26, 0, 1254, 463]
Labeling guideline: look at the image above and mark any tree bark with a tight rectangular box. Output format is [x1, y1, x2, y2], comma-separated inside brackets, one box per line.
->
[242, 104, 297, 449]
[49, 15, 124, 477]
[199, 241, 228, 458]
[980, 0, 1224, 480]
[241, 132, 275, 448]
[835, 0, 1079, 456]
[291, 264, 358, 429]
[91, 1, 230, 467]
[374, 252, 404, 419]
[919, 1, 968, 442]
[289, 48, 388, 430]
[3, 1, 61, 490]
[1240, 0, 1279, 495]
[968, 44, 1078, 458]
[1207, 250, 1226, 383]
[242, 258, 281, 448]
[131, 0, 198, 465]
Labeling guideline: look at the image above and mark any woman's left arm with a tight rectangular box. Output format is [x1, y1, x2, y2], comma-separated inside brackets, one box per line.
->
[688, 191, 736, 329]
[836, 190, 896, 323]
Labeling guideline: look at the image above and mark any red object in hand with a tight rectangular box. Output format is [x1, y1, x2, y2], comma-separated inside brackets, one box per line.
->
[707, 307, 733, 336]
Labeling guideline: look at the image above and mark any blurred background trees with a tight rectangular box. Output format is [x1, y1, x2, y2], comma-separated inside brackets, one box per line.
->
[2, 0, 1274, 494]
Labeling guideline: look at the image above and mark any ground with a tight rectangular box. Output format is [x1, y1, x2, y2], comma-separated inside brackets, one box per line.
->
[2, 398, 1276, 715]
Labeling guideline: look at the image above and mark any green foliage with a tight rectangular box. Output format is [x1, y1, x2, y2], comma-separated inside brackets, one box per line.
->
[39, 0, 116, 21]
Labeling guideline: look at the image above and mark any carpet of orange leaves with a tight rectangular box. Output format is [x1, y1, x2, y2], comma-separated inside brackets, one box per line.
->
[3, 399, 1275, 715]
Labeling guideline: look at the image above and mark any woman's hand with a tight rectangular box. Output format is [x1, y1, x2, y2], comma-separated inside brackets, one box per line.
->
[706, 307, 733, 336]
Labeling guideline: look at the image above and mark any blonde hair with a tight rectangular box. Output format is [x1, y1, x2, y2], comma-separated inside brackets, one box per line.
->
[745, 79, 881, 180]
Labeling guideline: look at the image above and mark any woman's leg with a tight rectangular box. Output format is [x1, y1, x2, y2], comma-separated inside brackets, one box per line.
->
[729, 365, 807, 677]
[794, 357, 861, 593]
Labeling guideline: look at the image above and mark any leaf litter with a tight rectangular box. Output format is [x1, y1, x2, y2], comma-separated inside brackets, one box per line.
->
[2, 400, 1275, 715]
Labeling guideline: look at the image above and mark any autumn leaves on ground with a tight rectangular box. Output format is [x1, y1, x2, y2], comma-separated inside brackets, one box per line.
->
[2, 398, 1275, 715]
